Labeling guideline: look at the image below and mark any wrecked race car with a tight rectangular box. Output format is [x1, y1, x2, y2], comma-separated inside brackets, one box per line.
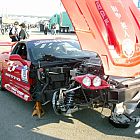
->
[0, 0, 140, 129]
[0, 38, 126, 126]
[0, 38, 105, 117]
[0, 36, 138, 128]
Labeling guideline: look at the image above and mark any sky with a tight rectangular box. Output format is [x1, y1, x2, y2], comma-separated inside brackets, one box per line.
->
[0, 0, 139, 17]
[0, 0, 65, 17]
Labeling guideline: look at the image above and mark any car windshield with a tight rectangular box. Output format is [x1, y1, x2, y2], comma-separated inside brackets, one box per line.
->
[27, 39, 97, 61]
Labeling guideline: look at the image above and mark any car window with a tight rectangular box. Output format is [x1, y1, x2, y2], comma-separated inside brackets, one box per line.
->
[27, 40, 98, 62]
[11, 43, 28, 60]
[28, 40, 85, 61]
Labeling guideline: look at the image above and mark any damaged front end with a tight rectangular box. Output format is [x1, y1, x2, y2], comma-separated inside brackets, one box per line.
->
[29, 49, 140, 127]
[28, 36, 140, 125]
[29, 51, 102, 102]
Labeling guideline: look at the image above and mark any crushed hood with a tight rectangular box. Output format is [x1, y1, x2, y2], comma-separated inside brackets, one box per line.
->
[61, 0, 140, 77]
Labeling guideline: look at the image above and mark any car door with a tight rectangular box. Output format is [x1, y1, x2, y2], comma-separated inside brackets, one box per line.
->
[3, 42, 32, 101]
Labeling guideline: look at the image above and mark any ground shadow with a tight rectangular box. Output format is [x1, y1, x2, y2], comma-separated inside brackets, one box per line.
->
[0, 90, 139, 139]
[72, 108, 140, 139]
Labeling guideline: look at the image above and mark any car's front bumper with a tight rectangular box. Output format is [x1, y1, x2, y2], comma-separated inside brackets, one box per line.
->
[108, 77, 140, 103]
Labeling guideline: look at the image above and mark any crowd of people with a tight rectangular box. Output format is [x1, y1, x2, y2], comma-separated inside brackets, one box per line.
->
[1, 21, 61, 42]
[9, 21, 29, 42]
[44, 23, 60, 35]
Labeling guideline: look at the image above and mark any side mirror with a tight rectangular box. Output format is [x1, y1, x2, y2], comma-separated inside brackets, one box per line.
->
[9, 54, 27, 65]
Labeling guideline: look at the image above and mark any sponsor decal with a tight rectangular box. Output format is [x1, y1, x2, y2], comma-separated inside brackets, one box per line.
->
[21, 65, 28, 83]
[95, 1, 118, 45]
[95, 1, 110, 26]
[5, 73, 21, 81]
[34, 40, 64, 46]
[4, 84, 29, 101]
[111, 5, 129, 38]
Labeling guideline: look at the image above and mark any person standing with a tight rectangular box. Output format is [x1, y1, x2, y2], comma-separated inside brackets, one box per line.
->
[44, 23, 48, 35]
[19, 23, 29, 40]
[9, 21, 20, 42]
[55, 23, 60, 34]
[51, 24, 56, 35]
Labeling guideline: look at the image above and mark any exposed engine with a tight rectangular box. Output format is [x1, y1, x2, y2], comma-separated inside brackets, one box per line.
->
[30, 56, 105, 104]
[31, 56, 111, 115]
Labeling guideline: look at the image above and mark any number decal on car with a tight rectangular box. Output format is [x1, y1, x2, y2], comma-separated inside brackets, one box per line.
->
[7, 61, 18, 72]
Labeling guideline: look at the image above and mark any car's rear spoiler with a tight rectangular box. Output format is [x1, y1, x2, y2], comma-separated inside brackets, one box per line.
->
[61, 0, 140, 77]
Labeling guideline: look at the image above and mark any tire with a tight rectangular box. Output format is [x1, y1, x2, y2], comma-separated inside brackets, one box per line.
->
[66, 28, 69, 33]
[60, 28, 63, 33]
[52, 88, 67, 115]
[108, 115, 130, 128]
[62, 28, 65, 33]
[52, 90, 62, 115]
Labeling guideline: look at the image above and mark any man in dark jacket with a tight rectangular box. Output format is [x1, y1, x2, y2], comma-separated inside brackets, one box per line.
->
[19, 23, 29, 40]
[9, 21, 20, 42]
